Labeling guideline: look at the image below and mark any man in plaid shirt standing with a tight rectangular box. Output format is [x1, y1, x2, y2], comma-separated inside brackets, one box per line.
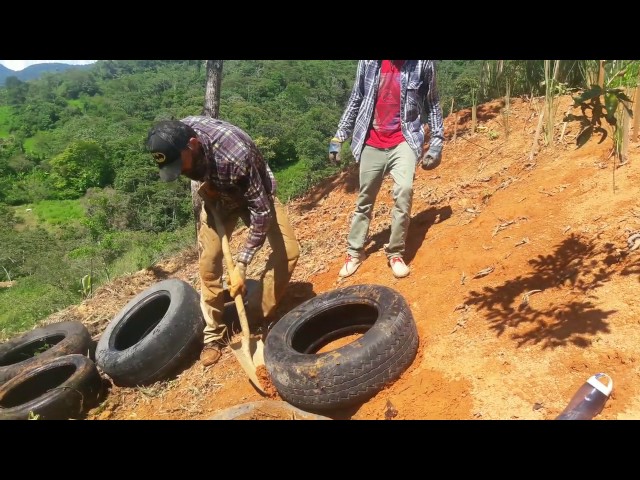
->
[329, 60, 444, 279]
[146, 117, 300, 366]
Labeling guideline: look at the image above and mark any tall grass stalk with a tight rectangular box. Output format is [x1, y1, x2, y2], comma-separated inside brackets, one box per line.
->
[633, 70, 640, 142]
[579, 60, 599, 88]
[621, 89, 630, 164]
[544, 60, 561, 146]
[503, 78, 511, 140]
[471, 87, 477, 134]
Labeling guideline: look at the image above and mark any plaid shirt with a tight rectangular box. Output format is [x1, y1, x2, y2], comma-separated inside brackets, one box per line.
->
[334, 60, 444, 162]
[182, 116, 276, 265]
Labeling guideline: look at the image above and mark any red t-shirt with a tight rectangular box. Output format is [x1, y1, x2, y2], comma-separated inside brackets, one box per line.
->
[366, 60, 406, 149]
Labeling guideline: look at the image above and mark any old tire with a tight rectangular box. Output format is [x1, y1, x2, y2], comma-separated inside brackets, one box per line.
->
[95, 279, 204, 387]
[0, 354, 103, 420]
[264, 284, 419, 412]
[0, 321, 93, 386]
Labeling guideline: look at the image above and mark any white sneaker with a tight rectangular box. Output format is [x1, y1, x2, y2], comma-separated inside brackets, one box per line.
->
[389, 257, 410, 278]
[339, 255, 363, 278]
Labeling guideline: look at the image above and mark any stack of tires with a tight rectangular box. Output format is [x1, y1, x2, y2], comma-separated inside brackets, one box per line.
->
[0, 279, 206, 420]
[0, 322, 103, 420]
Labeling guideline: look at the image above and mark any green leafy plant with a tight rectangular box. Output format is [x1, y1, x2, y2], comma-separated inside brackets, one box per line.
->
[33, 342, 52, 356]
[80, 274, 92, 299]
[565, 85, 633, 151]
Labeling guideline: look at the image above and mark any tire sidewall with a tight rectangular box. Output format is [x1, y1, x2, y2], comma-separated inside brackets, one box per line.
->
[265, 284, 419, 410]
[95, 279, 203, 386]
[0, 354, 102, 420]
[0, 322, 92, 385]
[266, 284, 409, 368]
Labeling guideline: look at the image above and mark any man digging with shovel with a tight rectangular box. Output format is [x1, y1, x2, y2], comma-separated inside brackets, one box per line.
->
[145, 117, 300, 372]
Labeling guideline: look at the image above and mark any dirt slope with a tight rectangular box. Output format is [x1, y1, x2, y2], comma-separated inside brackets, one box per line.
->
[42, 94, 640, 420]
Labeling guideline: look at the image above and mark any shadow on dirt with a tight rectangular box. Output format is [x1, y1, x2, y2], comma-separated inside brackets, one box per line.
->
[620, 253, 640, 280]
[442, 102, 504, 141]
[272, 281, 317, 320]
[464, 234, 620, 349]
[363, 205, 453, 263]
[318, 404, 362, 420]
[458, 102, 503, 124]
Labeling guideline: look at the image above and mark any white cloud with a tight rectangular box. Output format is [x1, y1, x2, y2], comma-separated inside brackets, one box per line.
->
[0, 60, 97, 71]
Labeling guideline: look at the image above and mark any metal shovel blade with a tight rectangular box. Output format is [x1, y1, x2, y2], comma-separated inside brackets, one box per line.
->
[230, 334, 266, 395]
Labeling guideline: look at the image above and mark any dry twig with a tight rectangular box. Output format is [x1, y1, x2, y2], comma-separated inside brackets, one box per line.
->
[521, 289, 543, 306]
[473, 266, 494, 279]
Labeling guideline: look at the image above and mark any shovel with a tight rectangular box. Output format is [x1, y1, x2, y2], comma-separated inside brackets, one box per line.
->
[210, 207, 267, 395]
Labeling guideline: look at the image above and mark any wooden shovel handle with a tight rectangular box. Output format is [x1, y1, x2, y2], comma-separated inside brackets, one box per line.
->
[210, 207, 252, 357]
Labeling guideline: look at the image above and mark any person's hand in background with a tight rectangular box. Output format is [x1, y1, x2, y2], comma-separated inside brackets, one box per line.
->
[421, 144, 442, 170]
[329, 137, 342, 164]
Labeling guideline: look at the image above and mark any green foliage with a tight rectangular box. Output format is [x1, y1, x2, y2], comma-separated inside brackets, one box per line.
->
[107, 227, 195, 275]
[31, 199, 86, 226]
[80, 274, 92, 298]
[33, 342, 52, 356]
[0, 105, 12, 137]
[273, 159, 311, 201]
[0, 276, 79, 339]
[0, 218, 195, 340]
[437, 61, 484, 110]
[5, 77, 28, 107]
[48, 141, 112, 198]
[564, 85, 633, 149]
[0, 170, 53, 205]
[0, 204, 18, 228]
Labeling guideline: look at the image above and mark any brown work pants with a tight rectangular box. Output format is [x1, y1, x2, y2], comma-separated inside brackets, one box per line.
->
[198, 198, 299, 344]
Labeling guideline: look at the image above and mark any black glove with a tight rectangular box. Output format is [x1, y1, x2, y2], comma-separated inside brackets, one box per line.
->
[421, 144, 443, 170]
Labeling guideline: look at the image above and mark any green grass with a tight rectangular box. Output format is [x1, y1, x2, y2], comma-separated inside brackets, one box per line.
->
[0, 223, 196, 341]
[13, 199, 86, 229]
[0, 278, 77, 341]
[22, 136, 37, 154]
[274, 159, 314, 202]
[107, 225, 195, 279]
[67, 99, 85, 109]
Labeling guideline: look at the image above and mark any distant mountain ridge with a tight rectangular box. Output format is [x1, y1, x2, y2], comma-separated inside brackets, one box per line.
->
[0, 63, 94, 86]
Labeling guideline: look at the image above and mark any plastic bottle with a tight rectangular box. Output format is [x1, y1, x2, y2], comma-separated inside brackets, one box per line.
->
[556, 373, 613, 420]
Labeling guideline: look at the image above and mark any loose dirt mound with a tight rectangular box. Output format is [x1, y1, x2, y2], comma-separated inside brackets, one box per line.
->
[40, 94, 640, 420]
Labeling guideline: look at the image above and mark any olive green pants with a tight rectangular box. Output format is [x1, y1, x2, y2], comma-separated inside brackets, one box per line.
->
[198, 198, 299, 344]
[347, 142, 417, 260]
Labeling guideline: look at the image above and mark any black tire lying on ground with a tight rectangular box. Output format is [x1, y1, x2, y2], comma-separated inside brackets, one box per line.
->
[95, 279, 204, 387]
[0, 354, 103, 420]
[265, 284, 419, 412]
[0, 321, 93, 386]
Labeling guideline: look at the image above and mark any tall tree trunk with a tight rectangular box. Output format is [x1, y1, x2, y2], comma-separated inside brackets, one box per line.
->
[192, 60, 224, 243]
[450, 98, 457, 143]
[598, 60, 605, 88]
[203, 60, 223, 118]
[632, 70, 640, 142]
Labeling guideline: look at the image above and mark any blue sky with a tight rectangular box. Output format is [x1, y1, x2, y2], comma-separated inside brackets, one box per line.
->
[0, 60, 96, 71]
